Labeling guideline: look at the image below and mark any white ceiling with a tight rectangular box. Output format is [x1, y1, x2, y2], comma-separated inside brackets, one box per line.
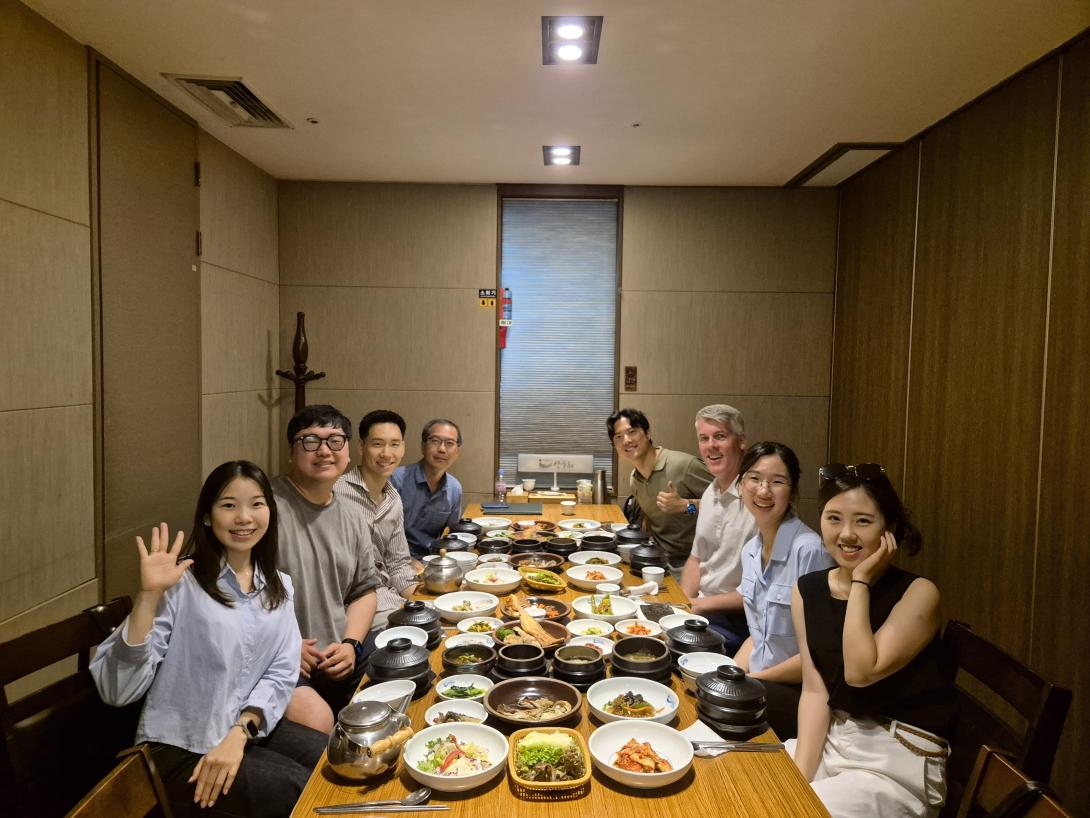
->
[24, 0, 1090, 186]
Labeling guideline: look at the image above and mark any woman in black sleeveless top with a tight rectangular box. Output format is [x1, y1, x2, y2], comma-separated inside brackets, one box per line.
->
[787, 463, 955, 818]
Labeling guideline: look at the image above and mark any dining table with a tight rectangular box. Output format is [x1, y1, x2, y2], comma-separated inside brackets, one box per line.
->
[290, 501, 829, 818]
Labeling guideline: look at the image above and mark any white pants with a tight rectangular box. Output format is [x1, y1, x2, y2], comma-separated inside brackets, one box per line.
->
[786, 711, 948, 818]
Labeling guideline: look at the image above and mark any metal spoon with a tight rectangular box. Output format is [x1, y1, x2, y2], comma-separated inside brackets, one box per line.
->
[317, 787, 432, 812]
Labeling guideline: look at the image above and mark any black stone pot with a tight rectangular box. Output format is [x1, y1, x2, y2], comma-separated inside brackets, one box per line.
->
[615, 525, 651, 546]
[694, 664, 768, 739]
[579, 533, 617, 552]
[366, 637, 434, 696]
[475, 538, 512, 555]
[449, 518, 483, 539]
[551, 645, 607, 689]
[629, 543, 669, 574]
[429, 535, 471, 556]
[441, 644, 498, 677]
[493, 643, 547, 679]
[665, 620, 726, 664]
[511, 538, 544, 555]
[387, 600, 442, 649]
[545, 537, 579, 559]
[610, 636, 674, 683]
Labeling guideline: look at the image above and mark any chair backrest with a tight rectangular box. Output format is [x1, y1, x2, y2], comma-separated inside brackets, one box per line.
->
[65, 745, 173, 818]
[0, 597, 142, 818]
[956, 745, 1072, 818]
[943, 621, 1071, 815]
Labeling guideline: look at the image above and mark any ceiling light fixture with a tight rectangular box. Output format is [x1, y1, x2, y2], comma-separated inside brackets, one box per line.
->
[541, 16, 603, 65]
[543, 145, 581, 166]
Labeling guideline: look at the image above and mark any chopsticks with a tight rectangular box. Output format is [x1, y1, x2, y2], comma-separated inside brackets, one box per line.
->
[690, 740, 784, 752]
[314, 806, 450, 815]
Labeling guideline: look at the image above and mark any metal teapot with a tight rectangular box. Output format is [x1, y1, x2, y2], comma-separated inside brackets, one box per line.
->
[327, 700, 413, 780]
[422, 549, 462, 594]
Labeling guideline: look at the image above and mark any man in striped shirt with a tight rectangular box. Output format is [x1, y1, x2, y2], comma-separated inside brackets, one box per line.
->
[335, 410, 420, 641]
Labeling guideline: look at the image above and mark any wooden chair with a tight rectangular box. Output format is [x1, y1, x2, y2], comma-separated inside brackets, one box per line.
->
[956, 745, 1072, 818]
[66, 744, 173, 818]
[0, 597, 142, 818]
[942, 621, 1071, 817]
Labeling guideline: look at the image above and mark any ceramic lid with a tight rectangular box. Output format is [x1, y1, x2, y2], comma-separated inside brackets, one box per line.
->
[696, 664, 767, 709]
[367, 637, 431, 672]
[387, 600, 440, 629]
[665, 620, 726, 651]
[615, 525, 651, 544]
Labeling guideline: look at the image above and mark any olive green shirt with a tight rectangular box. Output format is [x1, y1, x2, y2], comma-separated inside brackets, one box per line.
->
[630, 447, 714, 566]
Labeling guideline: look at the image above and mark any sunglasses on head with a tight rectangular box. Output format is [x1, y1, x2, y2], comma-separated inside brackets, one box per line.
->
[818, 462, 887, 489]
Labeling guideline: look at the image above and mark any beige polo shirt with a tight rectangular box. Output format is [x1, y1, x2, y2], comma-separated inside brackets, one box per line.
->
[630, 447, 714, 565]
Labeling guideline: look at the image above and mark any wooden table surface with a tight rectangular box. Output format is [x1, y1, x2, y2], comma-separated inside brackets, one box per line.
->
[290, 503, 828, 818]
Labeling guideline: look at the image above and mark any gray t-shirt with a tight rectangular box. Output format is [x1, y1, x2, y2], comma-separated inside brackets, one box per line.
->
[272, 476, 380, 647]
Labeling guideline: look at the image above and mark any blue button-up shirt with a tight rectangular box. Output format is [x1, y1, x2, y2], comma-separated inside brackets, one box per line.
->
[738, 516, 834, 674]
[390, 461, 463, 559]
[90, 564, 301, 754]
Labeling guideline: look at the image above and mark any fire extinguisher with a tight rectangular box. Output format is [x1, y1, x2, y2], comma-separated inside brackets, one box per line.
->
[498, 288, 512, 349]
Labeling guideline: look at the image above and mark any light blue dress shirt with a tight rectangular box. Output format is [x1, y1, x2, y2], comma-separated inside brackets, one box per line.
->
[90, 564, 301, 755]
[390, 461, 463, 559]
[738, 516, 835, 674]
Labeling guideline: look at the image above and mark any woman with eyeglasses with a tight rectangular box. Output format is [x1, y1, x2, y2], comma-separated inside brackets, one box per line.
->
[788, 463, 954, 818]
[91, 461, 327, 817]
[733, 441, 835, 738]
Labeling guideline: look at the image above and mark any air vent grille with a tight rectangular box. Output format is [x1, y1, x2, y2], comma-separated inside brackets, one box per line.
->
[162, 74, 292, 129]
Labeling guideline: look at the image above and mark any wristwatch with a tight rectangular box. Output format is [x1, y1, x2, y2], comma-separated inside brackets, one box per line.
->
[341, 637, 364, 663]
[685, 502, 697, 515]
[234, 719, 259, 740]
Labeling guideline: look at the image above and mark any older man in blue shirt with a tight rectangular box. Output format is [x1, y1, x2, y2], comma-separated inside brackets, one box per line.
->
[390, 418, 464, 561]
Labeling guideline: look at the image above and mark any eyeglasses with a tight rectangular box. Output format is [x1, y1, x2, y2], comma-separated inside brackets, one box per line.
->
[294, 433, 348, 452]
[818, 462, 887, 489]
[426, 436, 460, 450]
[742, 471, 791, 491]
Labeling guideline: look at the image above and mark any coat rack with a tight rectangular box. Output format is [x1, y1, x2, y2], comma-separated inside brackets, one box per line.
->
[276, 312, 326, 414]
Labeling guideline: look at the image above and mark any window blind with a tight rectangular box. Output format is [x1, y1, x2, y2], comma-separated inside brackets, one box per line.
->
[498, 198, 618, 489]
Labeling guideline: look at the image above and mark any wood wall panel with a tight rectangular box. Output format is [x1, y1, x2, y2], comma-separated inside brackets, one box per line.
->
[98, 64, 200, 599]
[612, 395, 829, 501]
[0, 405, 95, 621]
[622, 188, 837, 293]
[300, 388, 496, 496]
[202, 391, 284, 477]
[620, 291, 833, 397]
[0, 0, 88, 224]
[201, 265, 280, 394]
[829, 145, 919, 484]
[279, 286, 495, 392]
[0, 201, 92, 411]
[198, 132, 278, 283]
[1033, 38, 1090, 812]
[904, 60, 1058, 658]
[278, 182, 497, 288]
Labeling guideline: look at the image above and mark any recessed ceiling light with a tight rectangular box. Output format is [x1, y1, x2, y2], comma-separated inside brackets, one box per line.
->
[543, 145, 581, 166]
[541, 16, 603, 65]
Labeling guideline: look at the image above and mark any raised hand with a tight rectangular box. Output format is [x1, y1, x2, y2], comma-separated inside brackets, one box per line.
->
[656, 480, 686, 514]
[854, 530, 897, 586]
[136, 522, 193, 594]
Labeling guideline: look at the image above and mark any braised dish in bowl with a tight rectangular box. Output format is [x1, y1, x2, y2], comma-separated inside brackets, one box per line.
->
[484, 676, 582, 726]
[498, 592, 571, 623]
[509, 552, 565, 573]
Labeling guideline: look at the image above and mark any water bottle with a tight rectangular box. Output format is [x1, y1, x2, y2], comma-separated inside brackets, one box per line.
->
[495, 468, 506, 503]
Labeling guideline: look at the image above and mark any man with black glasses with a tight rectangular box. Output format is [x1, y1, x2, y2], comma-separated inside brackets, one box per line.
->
[390, 419, 465, 561]
[273, 404, 380, 734]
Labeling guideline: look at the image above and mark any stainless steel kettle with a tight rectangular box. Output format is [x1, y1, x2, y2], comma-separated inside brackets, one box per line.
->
[423, 549, 462, 594]
[326, 700, 413, 780]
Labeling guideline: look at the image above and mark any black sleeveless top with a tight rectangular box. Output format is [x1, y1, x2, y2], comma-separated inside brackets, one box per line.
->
[798, 566, 956, 738]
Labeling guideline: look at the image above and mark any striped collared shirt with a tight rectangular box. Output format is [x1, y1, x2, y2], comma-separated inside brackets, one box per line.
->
[335, 467, 418, 629]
